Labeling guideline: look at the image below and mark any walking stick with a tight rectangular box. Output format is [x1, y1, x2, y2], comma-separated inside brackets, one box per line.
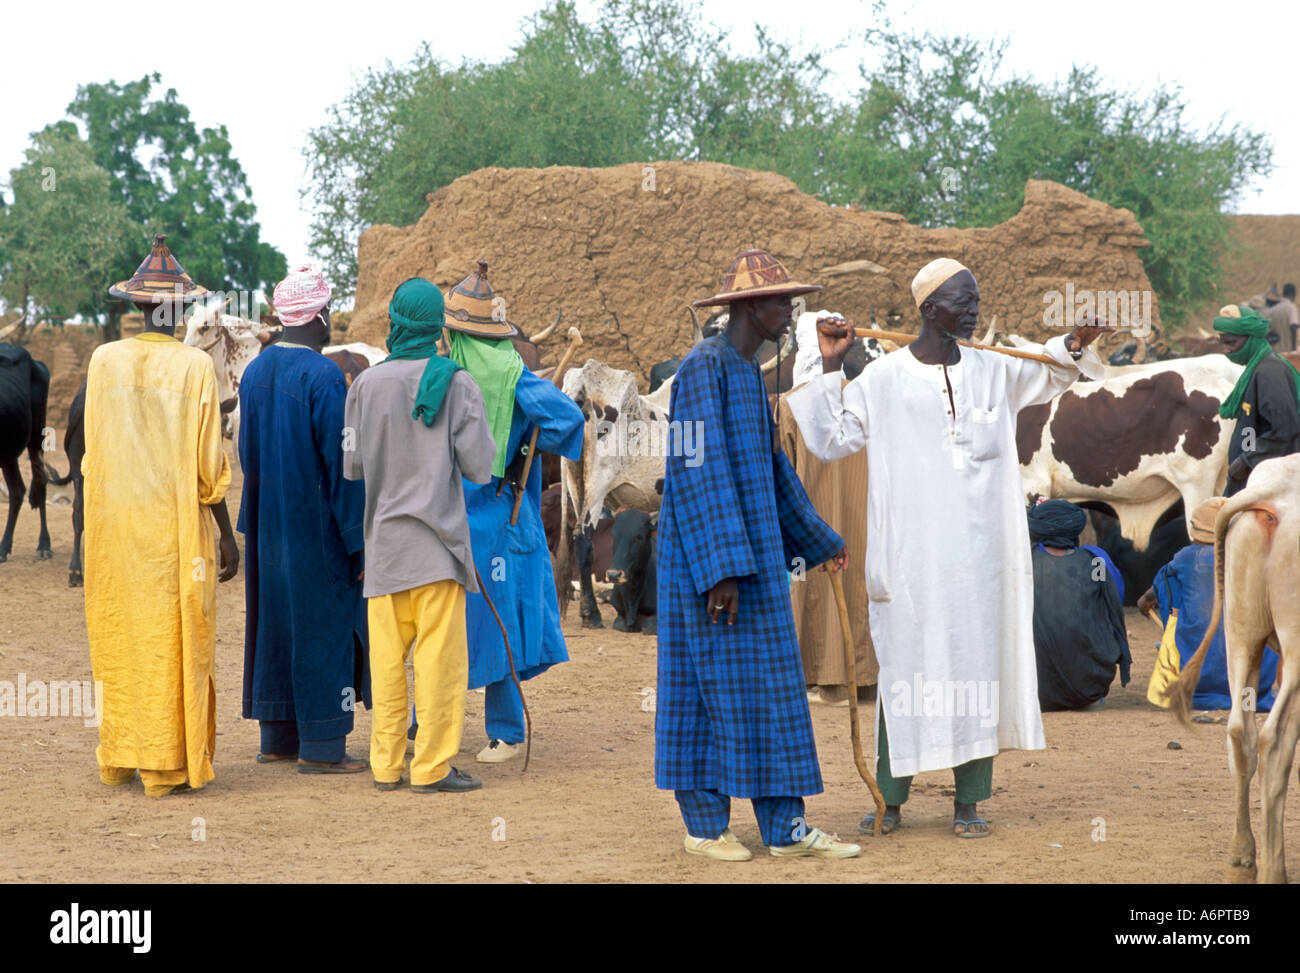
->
[850, 325, 1064, 367]
[474, 565, 532, 773]
[828, 566, 887, 836]
[509, 326, 583, 526]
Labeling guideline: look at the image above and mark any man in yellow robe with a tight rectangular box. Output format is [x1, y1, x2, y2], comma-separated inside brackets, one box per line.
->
[85, 235, 240, 797]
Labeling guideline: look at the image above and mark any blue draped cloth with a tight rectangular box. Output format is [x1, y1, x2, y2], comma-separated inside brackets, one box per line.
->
[237, 347, 369, 739]
[655, 336, 843, 798]
[1154, 544, 1279, 712]
[465, 369, 584, 689]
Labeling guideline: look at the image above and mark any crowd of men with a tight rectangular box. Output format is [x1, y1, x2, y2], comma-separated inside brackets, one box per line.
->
[79, 234, 1300, 863]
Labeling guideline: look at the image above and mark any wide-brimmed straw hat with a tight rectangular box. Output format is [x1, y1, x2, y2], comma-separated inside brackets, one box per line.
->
[443, 260, 520, 339]
[108, 234, 208, 304]
[692, 249, 822, 308]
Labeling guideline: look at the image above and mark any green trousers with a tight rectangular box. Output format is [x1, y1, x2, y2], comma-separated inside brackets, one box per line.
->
[875, 710, 993, 806]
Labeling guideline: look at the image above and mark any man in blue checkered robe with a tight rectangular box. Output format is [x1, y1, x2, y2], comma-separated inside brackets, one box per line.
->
[655, 249, 861, 862]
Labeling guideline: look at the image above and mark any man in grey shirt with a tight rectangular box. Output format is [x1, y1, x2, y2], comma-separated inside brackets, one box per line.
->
[344, 277, 495, 793]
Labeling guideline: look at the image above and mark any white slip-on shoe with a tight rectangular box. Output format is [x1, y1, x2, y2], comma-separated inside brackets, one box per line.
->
[476, 740, 521, 763]
[769, 827, 862, 859]
[684, 828, 753, 862]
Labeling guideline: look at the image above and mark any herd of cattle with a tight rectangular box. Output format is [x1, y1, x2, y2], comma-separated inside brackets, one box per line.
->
[4, 308, 1299, 629]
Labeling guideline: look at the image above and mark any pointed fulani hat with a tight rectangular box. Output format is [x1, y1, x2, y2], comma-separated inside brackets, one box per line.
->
[911, 257, 971, 308]
[692, 249, 822, 308]
[443, 260, 521, 339]
[109, 234, 209, 303]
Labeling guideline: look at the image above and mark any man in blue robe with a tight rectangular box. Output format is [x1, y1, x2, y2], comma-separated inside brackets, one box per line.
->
[238, 265, 369, 773]
[409, 262, 584, 763]
[1138, 498, 1280, 711]
[655, 250, 860, 862]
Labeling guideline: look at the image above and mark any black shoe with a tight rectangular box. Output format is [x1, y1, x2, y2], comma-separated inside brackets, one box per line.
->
[374, 778, 404, 792]
[412, 767, 483, 793]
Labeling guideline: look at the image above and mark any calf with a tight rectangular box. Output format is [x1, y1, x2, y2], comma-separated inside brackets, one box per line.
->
[606, 508, 657, 634]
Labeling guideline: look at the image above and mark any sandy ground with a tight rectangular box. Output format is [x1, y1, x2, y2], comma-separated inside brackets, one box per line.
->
[0, 450, 1293, 885]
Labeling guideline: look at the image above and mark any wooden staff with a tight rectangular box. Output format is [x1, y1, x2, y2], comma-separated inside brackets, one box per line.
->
[850, 325, 1064, 367]
[828, 566, 887, 836]
[509, 326, 583, 526]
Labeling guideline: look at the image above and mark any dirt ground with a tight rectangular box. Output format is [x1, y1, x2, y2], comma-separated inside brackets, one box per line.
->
[0, 451, 1293, 885]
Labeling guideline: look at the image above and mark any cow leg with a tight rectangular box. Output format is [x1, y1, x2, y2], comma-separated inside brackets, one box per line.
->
[576, 525, 602, 628]
[1255, 656, 1297, 885]
[0, 458, 23, 562]
[68, 471, 84, 586]
[28, 443, 51, 558]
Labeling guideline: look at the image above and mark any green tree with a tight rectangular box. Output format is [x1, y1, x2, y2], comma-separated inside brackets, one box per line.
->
[66, 73, 287, 317]
[0, 126, 139, 341]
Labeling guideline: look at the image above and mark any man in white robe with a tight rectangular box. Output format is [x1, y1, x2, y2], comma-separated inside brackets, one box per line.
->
[787, 258, 1110, 838]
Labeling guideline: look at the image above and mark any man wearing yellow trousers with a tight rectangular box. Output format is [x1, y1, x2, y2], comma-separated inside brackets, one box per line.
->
[344, 278, 495, 792]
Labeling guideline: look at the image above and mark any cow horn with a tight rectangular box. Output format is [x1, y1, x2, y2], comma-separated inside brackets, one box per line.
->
[0, 316, 22, 341]
[759, 331, 795, 374]
[978, 315, 998, 346]
[1132, 333, 1149, 364]
[687, 305, 703, 345]
[530, 310, 562, 343]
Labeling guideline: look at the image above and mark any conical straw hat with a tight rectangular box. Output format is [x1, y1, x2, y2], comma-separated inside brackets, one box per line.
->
[692, 249, 822, 308]
[108, 234, 208, 303]
[443, 260, 520, 339]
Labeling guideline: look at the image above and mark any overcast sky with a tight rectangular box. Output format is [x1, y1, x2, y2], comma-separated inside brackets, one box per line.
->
[2, 0, 1296, 268]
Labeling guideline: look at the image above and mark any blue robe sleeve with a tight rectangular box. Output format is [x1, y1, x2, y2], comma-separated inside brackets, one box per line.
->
[1153, 554, 1185, 625]
[514, 369, 585, 461]
[1081, 544, 1125, 604]
[772, 448, 843, 570]
[313, 369, 366, 556]
[666, 353, 759, 595]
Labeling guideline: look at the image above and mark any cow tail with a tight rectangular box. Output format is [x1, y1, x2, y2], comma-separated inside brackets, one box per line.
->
[1164, 493, 1241, 724]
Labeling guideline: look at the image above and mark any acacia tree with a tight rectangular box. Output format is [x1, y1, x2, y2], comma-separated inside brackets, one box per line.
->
[0, 126, 138, 342]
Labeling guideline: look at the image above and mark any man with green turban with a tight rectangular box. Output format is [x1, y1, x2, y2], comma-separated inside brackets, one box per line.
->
[1214, 304, 1300, 497]
[344, 277, 495, 793]
[405, 261, 584, 764]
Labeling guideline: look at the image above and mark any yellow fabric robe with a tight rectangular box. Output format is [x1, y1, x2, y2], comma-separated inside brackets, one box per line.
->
[83, 332, 231, 788]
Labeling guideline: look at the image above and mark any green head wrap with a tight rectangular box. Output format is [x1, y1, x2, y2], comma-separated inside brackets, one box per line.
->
[385, 278, 462, 426]
[448, 330, 524, 478]
[1213, 306, 1300, 419]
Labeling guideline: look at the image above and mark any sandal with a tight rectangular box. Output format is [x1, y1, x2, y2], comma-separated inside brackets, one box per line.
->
[298, 754, 368, 775]
[953, 817, 991, 838]
[859, 810, 901, 836]
[256, 752, 298, 763]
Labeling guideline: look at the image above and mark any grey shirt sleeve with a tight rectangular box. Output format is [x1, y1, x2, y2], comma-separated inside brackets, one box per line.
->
[343, 378, 363, 481]
[450, 371, 496, 484]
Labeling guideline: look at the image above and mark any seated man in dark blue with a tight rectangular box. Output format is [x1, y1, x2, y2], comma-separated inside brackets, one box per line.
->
[1028, 500, 1131, 711]
[1138, 498, 1280, 712]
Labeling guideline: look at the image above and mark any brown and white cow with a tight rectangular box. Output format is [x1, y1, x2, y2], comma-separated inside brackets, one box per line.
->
[1017, 354, 1243, 549]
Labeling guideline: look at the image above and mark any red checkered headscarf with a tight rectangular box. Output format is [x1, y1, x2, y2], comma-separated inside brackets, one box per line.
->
[273, 264, 332, 326]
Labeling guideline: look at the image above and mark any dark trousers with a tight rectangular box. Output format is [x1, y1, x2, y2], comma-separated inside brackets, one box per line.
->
[260, 720, 345, 763]
[875, 711, 993, 806]
[675, 789, 805, 846]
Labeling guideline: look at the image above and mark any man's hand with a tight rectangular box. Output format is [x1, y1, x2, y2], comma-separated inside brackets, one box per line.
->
[816, 316, 855, 373]
[1136, 587, 1158, 618]
[706, 578, 739, 626]
[1228, 456, 1250, 481]
[218, 533, 240, 582]
[1066, 311, 1117, 351]
[820, 548, 848, 573]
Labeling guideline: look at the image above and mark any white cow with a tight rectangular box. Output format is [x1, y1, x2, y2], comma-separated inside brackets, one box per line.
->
[1017, 354, 1243, 549]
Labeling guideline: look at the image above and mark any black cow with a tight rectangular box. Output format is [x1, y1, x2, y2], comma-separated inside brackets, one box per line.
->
[1088, 507, 1190, 606]
[45, 381, 86, 585]
[605, 508, 657, 634]
[0, 342, 53, 563]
